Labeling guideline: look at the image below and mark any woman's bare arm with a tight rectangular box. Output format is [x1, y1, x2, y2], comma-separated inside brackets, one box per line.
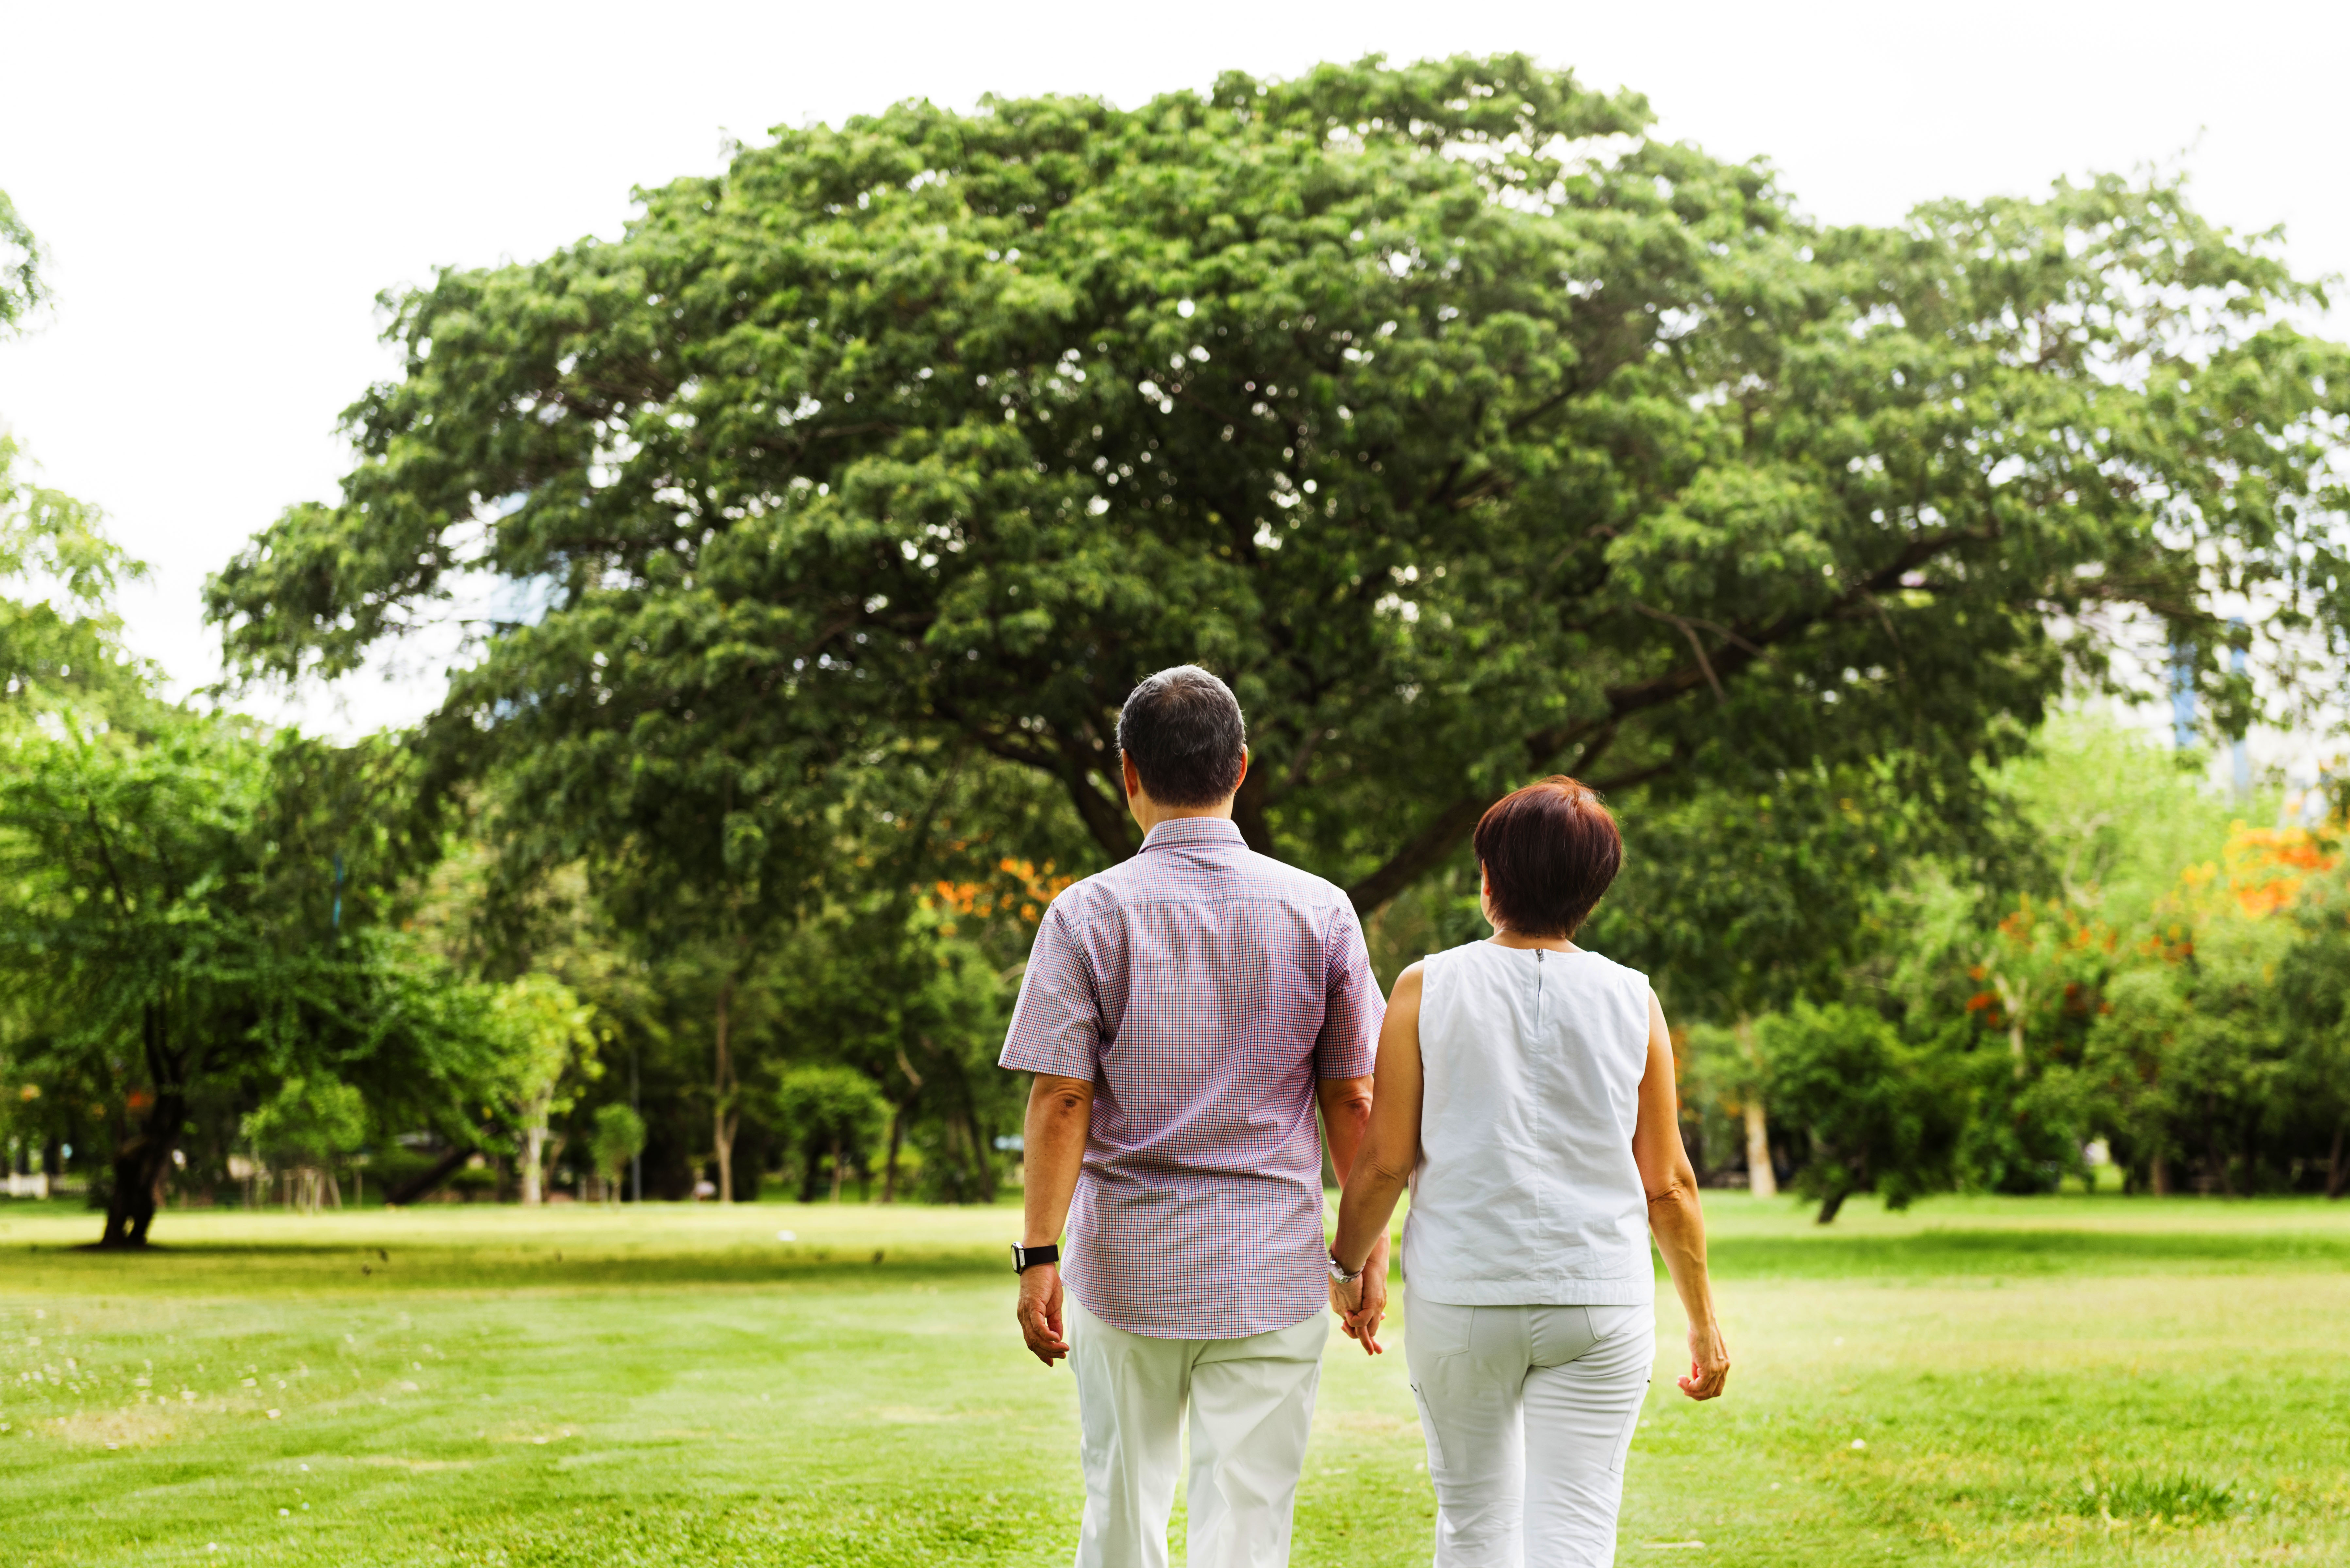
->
[1632, 989, 1730, 1400]
[1330, 963, 1425, 1353]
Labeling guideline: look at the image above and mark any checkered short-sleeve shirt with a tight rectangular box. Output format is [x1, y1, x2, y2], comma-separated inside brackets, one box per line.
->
[999, 816, 1383, 1340]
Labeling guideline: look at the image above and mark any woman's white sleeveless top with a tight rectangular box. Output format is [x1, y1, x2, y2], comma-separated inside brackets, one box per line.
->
[1402, 940, 1656, 1306]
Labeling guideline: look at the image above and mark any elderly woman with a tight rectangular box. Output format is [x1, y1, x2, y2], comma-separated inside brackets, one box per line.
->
[1329, 776, 1730, 1567]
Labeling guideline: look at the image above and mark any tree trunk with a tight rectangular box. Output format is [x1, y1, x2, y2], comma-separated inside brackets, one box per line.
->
[952, 1064, 997, 1203]
[881, 1107, 904, 1204]
[830, 1137, 845, 1203]
[1992, 973, 2028, 1079]
[99, 1087, 185, 1249]
[520, 1092, 550, 1207]
[2150, 1148, 2172, 1196]
[2210, 1100, 2233, 1196]
[1815, 1185, 1849, 1225]
[386, 1145, 471, 1206]
[2325, 1123, 2346, 1200]
[712, 976, 738, 1205]
[1744, 1098, 1778, 1199]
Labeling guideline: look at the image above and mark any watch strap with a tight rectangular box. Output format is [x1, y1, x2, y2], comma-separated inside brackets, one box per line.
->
[1012, 1242, 1061, 1273]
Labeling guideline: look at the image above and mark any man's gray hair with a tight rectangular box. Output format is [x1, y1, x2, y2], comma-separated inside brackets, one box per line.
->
[1116, 666, 1248, 807]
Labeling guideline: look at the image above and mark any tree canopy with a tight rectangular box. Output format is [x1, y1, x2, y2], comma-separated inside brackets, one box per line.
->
[206, 54, 2350, 913]
[0, 185, 40, 335]
[0, 713, 502, 1243]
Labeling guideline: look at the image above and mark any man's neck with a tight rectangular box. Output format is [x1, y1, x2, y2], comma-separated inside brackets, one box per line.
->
[1129, 799, 1235, 837]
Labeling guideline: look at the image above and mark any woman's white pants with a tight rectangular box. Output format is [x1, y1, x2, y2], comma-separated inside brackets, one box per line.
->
[1403, 1289, 1655, 1567]
[1067, 1294, 1328, 1568]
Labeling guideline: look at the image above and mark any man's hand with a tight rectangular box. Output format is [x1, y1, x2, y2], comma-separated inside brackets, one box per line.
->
[1677, 1315, 1730, 1400]
[1017, 1262, 1070, 1365]
[1014, 1075, 1090, 1368]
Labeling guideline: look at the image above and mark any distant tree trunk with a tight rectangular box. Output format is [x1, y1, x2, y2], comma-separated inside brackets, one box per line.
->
[386, 1145, 471, 1206]
[712, 976, 739, 1204]
[1991, 973, 2028, 1079]
[100, 1092, 182, 1247]
[1815, 1185, 1848, 1225]
[830, 1137, 845, 1203]
[1744, 1099, 1778, 1199]
[98, 1012, 188, 1249]
[521, 1096, 549, 1207]
[951, 1059, 997, 1203]
[2150, 1149, 2172, 1196]
[2210, 1100, 2233, 1196]
[1731, 1016, 1776, 1197]
[881, 1107, 905, 1203]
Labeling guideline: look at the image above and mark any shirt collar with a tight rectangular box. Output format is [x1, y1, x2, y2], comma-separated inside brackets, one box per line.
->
[1139, 816, 1247, 853]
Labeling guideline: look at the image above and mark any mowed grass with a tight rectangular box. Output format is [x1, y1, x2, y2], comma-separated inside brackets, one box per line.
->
[2, 1194, 2346, 1566]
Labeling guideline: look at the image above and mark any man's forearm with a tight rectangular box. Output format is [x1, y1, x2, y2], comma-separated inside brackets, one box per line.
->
[1021, 1075, 1094, 1246]
[1316, 1075, 1375, 1184]
[1318, 1075, 1391, 1271]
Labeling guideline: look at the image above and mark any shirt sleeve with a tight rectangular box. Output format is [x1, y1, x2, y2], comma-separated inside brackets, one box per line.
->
[998, 903, 1103, 1079]
[1313, 898, 1384, 1080]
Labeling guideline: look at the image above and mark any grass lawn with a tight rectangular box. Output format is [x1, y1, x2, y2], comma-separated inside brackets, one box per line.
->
[2, 1192, 2346, 1566]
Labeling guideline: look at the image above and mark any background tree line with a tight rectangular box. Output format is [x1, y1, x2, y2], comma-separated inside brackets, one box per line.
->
[4, 55, 2347, 1243]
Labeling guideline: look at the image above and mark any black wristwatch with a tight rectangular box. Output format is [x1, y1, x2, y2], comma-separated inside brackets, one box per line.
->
[1012, 1243, 1060, 1274]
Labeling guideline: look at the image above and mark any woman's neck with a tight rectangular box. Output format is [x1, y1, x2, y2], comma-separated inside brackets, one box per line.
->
[1488, 930, 1579, 954]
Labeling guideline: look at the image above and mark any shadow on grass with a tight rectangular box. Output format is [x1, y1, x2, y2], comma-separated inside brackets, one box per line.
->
[1711, 1226, 2350, 1278]
[0, 1242, 1015, 1295]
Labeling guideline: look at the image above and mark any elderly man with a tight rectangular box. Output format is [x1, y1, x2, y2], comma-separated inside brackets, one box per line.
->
[1000, 665, 1386, 1568]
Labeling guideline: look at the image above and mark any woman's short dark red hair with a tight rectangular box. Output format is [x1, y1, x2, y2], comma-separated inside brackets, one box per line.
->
[1473, 776, 1623, 939]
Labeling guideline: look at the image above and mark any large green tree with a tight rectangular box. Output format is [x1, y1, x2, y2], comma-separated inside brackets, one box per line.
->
[206, 56, 2350, 912]
[0, 715, 499, 1245]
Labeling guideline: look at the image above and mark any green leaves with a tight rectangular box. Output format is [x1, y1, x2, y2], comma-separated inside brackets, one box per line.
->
[0, 708, 512, 1239]
[1761, 1001, 1967, 1223]
[205, 57, 2350, 917]
[0, 187, 40, 335]
[0, 436, 154, 726]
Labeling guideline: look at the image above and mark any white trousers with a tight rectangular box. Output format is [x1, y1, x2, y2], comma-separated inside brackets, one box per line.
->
[1067, 1294, 1328, 1568]
[1403, 1288, 1655, 1568]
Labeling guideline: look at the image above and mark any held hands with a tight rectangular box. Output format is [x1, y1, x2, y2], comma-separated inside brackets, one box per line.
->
[1328, 1236, 1390, 1356]
[1678, 1315, 1730, 1400]
[1017, 1263, 1069, 1367]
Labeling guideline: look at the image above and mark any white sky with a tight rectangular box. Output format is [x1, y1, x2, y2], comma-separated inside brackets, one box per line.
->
[2, 0, 2345, 742]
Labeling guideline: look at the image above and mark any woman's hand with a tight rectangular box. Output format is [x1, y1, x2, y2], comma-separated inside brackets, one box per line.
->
[1677, 1315, 1729, 1400]
[1330, 1236, 1389, 1355]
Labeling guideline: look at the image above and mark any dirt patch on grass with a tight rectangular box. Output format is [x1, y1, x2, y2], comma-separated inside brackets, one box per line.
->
[46, 1405, 178, 1448]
